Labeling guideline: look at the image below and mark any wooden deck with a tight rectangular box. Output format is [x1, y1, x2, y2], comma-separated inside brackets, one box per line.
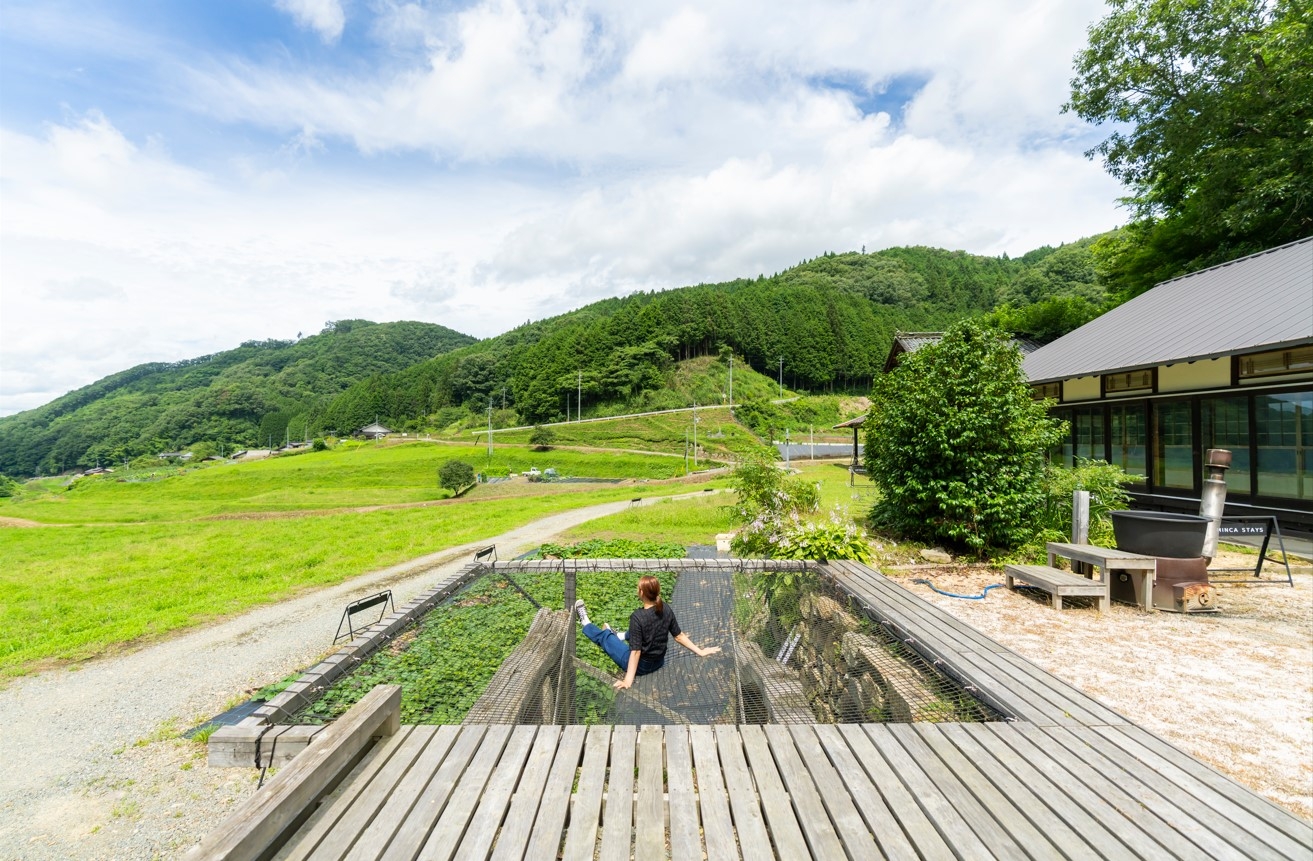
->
[191, 560, 1313, 860]
[270, 721, 1309, 861]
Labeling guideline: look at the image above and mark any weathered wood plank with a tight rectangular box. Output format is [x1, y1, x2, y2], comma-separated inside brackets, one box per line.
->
[635, 726, 666, 861]
[956, 723, 1137, 861]
[861, 725, 993, 858]
[787, 725, 880, 859]
[911, 724, 1063, 857]
[375, 725, 487, 861]
[561, 726, 610, 861]
[713, 725, 771, 856]
[690, 725, 739, 861]
[664, 725, 704, 861]
[454, 725, 538, 861]
[1010, 723, 1216, 860]
[415, 725, 515, 861]
[737, 725, 809, 861]
[763, 724, 845, 858]
[936, 724, 1105, 861]
[291, 725, 431, 861]
[982, 723, 1179, 860]
[886, 723, 1028, 860]
[812, 724, 922, 861]
[1046, 726, 1261, 861]
[484, 726, 559, 861]
[522, 724, 586, 861]
[1096, 725, 1313, 857]
[831, 724, 954, 861]
[189, 684, 401, 861]
[281, 725, 420, 861]
[598, 725, 636, 861]
[464, 610, 570, 724]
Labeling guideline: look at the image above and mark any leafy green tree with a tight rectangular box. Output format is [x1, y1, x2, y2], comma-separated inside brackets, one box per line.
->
[528, 425, 555, 450]
[1067, 0, 1312, 296]
[864, 320, 1066, 552]
[438, 460, 475, 496]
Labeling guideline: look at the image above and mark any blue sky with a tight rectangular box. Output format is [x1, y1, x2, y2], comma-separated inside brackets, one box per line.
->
[0, 0, 1125, 416]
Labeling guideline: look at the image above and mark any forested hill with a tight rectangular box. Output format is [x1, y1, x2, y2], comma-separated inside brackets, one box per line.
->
[315, 239, 1107, 432]
[0, 320, 475, 476]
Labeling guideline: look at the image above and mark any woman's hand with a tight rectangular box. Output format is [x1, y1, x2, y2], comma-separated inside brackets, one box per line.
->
[701, 646, 722, 656]
[613, 677, 632, 690]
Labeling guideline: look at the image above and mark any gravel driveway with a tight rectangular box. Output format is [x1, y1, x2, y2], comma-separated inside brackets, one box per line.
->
[0, 496, 685, 861]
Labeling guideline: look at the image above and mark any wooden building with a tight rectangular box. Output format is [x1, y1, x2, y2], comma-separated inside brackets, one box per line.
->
[1022, 237, 1313, 532]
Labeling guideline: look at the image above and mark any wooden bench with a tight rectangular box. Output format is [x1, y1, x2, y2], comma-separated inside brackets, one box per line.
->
[1047, 542, 1157, 611]
[1005, 564, 1109, 612]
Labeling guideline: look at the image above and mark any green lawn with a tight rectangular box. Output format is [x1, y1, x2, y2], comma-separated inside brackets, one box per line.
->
[0, 441, 716, 678]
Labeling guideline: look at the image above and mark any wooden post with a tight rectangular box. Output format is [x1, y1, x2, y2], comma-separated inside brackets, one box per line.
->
[1072, 490, 1091, 576]
[555, 563, 577, 725]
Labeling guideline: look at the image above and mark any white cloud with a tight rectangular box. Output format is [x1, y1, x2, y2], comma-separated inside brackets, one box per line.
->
[0, 1, 1131, 416]
[274, 0, 346, 43]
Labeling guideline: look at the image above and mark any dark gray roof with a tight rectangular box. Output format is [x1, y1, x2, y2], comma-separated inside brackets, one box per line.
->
[1023, 237, 1313, 383]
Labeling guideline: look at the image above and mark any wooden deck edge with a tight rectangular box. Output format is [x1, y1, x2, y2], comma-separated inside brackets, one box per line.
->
[187, 684, 402, 861]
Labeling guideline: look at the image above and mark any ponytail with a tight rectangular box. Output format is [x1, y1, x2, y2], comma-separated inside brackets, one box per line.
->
[638, 575, 664, 616]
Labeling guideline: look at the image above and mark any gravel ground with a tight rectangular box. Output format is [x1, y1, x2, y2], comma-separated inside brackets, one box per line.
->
[0, 495, 701, 861]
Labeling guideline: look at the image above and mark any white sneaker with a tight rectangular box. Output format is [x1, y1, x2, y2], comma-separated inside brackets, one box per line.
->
[573, 599, 591, 626]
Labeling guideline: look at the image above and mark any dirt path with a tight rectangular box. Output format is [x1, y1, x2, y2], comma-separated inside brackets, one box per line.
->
[0, 493, 715, 861]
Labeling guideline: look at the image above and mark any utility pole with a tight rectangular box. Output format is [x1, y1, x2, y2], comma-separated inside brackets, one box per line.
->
[778, 356, 784, 398]
[577, 371, 582, 423]
[728, 354, 733, 407]
[684, 427, 689, 474]
[486, 399, 493, 461]
[692, 404, 699, 468]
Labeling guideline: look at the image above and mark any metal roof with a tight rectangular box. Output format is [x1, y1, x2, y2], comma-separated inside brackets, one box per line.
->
[1022, 237, 1313, 383]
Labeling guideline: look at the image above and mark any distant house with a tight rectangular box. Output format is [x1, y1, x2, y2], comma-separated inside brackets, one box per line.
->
[358, 422, 392, 440]
[1023, 236, 1312, 531]
[883, 331, 1043, 373]
[157, 451, 194, 461]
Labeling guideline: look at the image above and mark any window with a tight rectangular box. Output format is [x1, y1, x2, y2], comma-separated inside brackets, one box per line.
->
[1153, 401, 1194, 489]
[1103, 368, 1154, 396]
[1052, 408, 1073, 466]
[1238, 345, 1313, 383]
[1074, 407, 1105, 463]
[1109, 404, 1146, 479]
[1255, 392, 1312, 500]
[1032, 381, 1061, 401]
[1201, 396, 1251, 496]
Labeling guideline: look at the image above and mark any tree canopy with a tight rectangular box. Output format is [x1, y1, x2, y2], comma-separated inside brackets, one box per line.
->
[1068, 0, 1313, 296]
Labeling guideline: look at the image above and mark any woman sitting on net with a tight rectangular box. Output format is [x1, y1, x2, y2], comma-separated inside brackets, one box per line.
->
[574, 574, 721, 690]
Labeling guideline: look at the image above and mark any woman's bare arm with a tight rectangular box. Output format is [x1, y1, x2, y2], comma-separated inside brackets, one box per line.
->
[673, 632, 721, 657]
[613, 650, 641, 689]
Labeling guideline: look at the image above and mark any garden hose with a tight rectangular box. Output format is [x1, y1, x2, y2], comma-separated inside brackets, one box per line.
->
[910, 578, 1004, 600]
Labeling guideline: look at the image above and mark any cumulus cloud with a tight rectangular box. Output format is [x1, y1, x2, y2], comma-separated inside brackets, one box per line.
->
[274, 0, 346, 44]
[0, 1, 1130, 415]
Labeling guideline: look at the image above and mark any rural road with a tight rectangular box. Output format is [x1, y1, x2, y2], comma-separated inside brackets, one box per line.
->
[0, 492, 717, 860]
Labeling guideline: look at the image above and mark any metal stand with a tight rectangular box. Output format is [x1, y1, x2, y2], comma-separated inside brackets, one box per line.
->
[1209, 516, 1294, 586]
[332, 590, 395, 644]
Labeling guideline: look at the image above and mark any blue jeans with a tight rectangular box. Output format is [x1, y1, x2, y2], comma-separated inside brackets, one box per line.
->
[582, 623, 663, 675]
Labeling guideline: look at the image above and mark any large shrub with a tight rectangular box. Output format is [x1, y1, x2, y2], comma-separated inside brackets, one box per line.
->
[864, 320, 1066, 552]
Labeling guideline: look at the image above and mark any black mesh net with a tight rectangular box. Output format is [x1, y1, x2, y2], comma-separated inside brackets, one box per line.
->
[289, 560, 1000, 727]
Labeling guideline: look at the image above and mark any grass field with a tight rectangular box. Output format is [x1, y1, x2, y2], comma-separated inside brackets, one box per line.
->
[485, 406, 772, 461]
[0, 442, 685, 525]
[0, 443, 716, 678]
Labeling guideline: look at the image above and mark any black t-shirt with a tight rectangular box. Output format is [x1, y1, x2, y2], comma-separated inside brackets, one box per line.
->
[626, 605, 681, 664]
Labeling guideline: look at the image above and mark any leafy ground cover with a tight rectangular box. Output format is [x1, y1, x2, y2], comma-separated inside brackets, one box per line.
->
[294, 559, 682, 725]
[0, 443, 711, 677]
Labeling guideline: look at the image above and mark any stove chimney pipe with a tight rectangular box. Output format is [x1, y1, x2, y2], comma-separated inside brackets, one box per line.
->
[1200, 448, 1231, 562]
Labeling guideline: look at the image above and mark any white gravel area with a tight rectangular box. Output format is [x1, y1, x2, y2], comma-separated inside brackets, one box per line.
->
[0, 496, 682, 861]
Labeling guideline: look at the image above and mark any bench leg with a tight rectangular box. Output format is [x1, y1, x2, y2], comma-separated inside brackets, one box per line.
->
[1051, 592, 1062, 610]
[1098, 593, 1109, 613]
[1005, 572, 1014, 590]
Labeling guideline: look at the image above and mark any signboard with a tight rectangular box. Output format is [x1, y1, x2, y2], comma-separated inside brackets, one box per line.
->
[1218, 523, 1268, 536]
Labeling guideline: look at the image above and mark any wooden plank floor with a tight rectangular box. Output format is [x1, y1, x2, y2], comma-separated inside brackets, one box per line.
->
[265, 562, 1312, 860]
[276, 721, 1312, 860]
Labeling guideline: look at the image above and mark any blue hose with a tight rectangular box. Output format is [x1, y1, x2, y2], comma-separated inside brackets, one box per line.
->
[910, 578, 1004, 600]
